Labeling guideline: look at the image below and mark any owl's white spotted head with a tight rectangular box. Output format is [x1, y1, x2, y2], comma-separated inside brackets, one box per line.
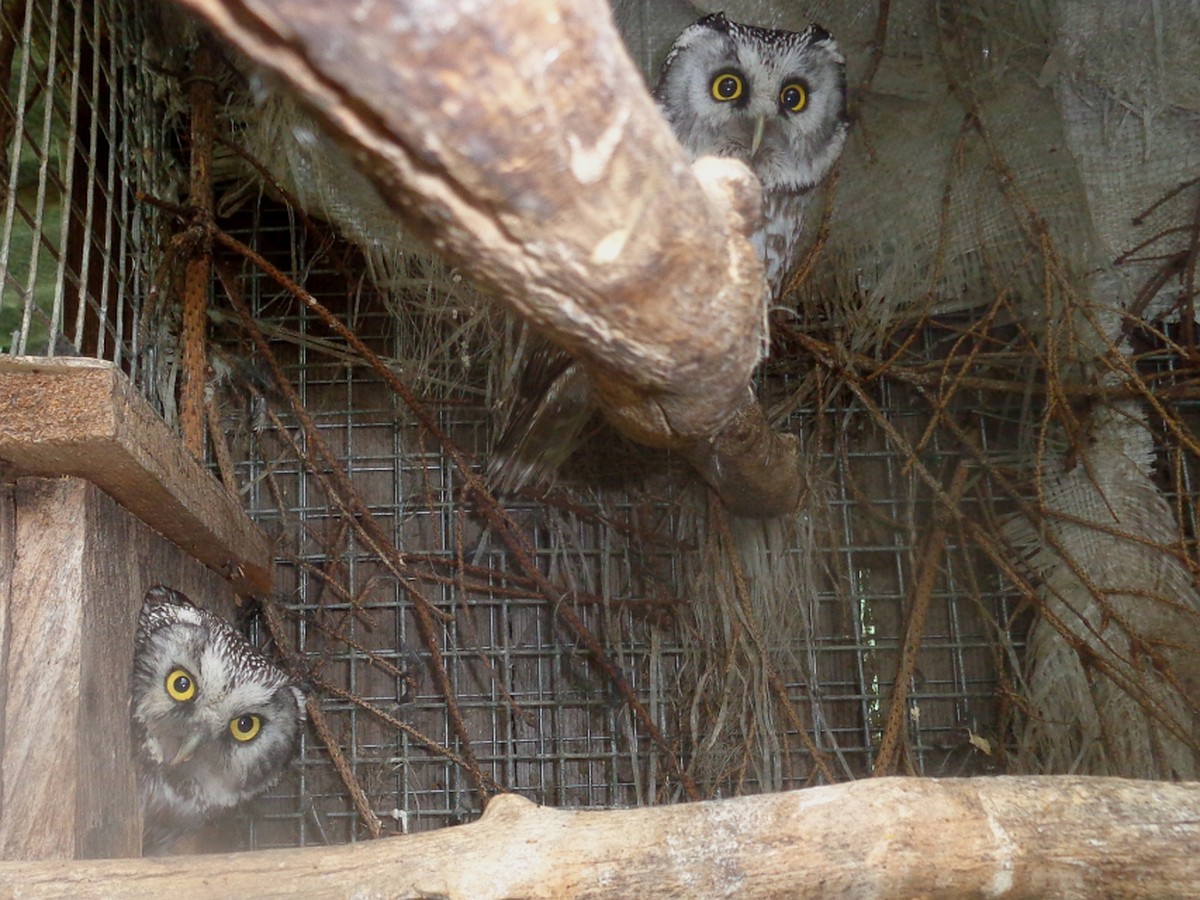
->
[654, 12, 849, 194]
[132, 586, 306, 852]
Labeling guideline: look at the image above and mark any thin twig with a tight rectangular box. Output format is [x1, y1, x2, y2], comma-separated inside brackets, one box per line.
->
[306, 698, 384, 839]
[259, 595, 384, 838]
[874, 461, 971, 776]
[709, 497, 837, 785]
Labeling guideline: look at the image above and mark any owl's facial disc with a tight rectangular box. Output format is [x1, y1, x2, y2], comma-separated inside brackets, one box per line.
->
[155, 660, 271, 766]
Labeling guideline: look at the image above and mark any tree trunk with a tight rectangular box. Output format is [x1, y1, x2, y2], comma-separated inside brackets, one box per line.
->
[0, 777, 1196, 897]
[171, 0, 805, 516]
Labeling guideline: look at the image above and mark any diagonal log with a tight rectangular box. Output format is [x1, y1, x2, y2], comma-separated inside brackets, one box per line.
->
[170, 0, 803, 516]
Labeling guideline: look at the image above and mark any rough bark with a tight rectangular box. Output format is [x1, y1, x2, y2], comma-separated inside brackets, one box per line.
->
[0, 777, 1196, 897]
[170, 0, 804, 516]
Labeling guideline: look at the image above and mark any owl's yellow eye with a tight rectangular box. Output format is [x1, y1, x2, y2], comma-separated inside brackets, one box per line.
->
[780, 82, 808, 112]
[230, 713, 262, 742]
[165, 668, 196, 702]
[711, 72, 743, 102]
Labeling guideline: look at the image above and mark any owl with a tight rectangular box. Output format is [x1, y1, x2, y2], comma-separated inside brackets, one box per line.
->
[131, 585, 306, 854]
[489, 13, 848, 493]
[654, 12, 848, 295]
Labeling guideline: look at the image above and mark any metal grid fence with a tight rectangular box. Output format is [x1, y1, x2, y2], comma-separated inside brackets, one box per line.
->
[0, 0, 178, 412]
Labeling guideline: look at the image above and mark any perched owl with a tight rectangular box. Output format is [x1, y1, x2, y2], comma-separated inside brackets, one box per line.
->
[654, 12, 848, 294]
[132, 586, 306, 854]
[489, 13, 848, 493]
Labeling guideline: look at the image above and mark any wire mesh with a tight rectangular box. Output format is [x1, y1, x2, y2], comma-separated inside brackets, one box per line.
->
[0, 0, 179, 413]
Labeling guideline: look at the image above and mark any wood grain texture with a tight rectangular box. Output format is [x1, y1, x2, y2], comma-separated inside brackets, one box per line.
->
[0, 357, 270, 595]
[0, 479, 87, 860]
[171, 0, 806, 516]
[0, 480, 12, 827]
[0, 777, 1196, 896]
[0, 477, 242, 860]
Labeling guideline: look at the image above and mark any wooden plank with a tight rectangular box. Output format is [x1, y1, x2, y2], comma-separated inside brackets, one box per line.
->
[0, 477, 242, 860]
[0, 479, 14, 837]
[0, 479, 87, 859]
[0, 357, 270, 596]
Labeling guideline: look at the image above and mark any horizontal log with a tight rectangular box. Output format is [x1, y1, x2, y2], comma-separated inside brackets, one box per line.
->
[0, 357, 271, 595]
[0, 777, 1195, 897]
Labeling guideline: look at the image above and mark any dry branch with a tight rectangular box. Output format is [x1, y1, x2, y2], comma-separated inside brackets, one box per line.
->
[179, 39, 217, 460]
[1, 777, 1197, 896]
[171, 0, 804, 516]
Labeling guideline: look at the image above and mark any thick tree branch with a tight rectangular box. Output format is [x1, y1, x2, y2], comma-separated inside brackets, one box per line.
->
[1, 778, 1197, 896]
[171, 0, 804, 515]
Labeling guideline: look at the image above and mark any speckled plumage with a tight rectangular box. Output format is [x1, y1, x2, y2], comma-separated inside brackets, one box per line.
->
[132, 586, 305, 854]
[654, 12, 848, 295]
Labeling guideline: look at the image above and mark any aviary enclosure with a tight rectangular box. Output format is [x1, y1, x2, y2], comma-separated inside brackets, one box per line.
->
[1, 0, 1198, 864]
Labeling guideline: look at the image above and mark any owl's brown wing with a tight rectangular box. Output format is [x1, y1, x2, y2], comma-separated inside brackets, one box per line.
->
[488, 343, 596, 495]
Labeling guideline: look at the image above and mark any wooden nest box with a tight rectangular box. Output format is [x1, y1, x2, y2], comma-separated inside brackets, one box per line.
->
[0, 356, 270, 859]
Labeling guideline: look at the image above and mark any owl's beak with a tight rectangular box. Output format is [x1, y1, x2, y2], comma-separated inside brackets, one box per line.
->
[170, 733, 204, 766]
[750, 116, 766, 157]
